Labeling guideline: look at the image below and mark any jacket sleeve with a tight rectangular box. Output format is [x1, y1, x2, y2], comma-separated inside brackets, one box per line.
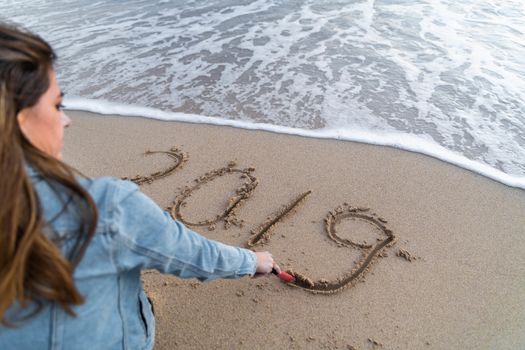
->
[109, 179, 257, 281]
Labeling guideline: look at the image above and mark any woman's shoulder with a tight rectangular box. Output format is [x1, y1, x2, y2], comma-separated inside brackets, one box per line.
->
[27, 164, 145, 226]
[77, 176, 140, 213]
[78, 175, 137, 196]
[58, 176, 142, 232]
[26, 164, 138, 201]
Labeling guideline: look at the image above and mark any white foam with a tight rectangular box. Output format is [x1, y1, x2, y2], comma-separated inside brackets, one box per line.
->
[3, 0, 525, 176]
[65, 97, 525, 190]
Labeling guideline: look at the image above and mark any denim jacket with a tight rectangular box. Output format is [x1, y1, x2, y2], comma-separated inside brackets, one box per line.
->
[0, 166, 257, 350]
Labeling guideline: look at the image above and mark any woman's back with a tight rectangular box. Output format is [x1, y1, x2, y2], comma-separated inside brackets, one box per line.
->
[1, 167, 257, 349]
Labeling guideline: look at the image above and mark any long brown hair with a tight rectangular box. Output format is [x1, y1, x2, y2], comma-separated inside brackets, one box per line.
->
[0, 23, 98, 325]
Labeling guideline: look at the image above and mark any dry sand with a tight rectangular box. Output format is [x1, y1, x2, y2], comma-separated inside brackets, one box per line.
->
[63, 110, 525, 349]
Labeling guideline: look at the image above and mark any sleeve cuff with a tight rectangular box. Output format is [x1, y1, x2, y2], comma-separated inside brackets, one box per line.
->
[237, 249, 257, 277]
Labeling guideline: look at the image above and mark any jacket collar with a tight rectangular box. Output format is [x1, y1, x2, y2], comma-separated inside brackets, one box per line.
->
[25, 163, 41, 179]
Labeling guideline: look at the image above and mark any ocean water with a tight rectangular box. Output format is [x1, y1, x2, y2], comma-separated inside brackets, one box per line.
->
[2, 0, 524, 188]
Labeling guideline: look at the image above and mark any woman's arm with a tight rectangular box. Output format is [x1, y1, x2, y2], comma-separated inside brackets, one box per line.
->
[110, 179, 274, 281]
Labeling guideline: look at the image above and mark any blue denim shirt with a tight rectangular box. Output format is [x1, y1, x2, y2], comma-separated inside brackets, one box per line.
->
[0, 167, 257, 350]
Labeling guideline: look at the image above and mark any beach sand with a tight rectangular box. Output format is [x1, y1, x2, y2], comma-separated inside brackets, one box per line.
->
[63, 110, 525, 349]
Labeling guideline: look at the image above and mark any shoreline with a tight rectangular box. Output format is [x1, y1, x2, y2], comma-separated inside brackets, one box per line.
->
[64, 98, 525, 190]
[63, 110, 525, 349]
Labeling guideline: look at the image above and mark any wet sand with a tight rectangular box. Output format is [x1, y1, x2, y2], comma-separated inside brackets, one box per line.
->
[63, 110, 525, 349]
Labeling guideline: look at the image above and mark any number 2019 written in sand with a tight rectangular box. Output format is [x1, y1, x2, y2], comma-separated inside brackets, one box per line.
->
[123, 147, 397, 294]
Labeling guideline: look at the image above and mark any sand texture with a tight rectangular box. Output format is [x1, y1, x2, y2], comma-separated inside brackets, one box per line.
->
[63, 111, 525, 349]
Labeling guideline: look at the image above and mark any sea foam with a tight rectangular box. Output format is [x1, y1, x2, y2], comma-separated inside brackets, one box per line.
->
[2, 0, 524, 180]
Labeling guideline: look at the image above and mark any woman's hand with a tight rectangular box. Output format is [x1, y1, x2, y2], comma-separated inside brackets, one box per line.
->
[254, 251, 280, 276]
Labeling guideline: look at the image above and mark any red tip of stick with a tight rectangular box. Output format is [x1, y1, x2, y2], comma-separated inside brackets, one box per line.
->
[277, 271, 296, 283]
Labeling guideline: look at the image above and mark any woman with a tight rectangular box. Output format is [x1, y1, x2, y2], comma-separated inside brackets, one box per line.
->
[0, 23, 278, 349]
